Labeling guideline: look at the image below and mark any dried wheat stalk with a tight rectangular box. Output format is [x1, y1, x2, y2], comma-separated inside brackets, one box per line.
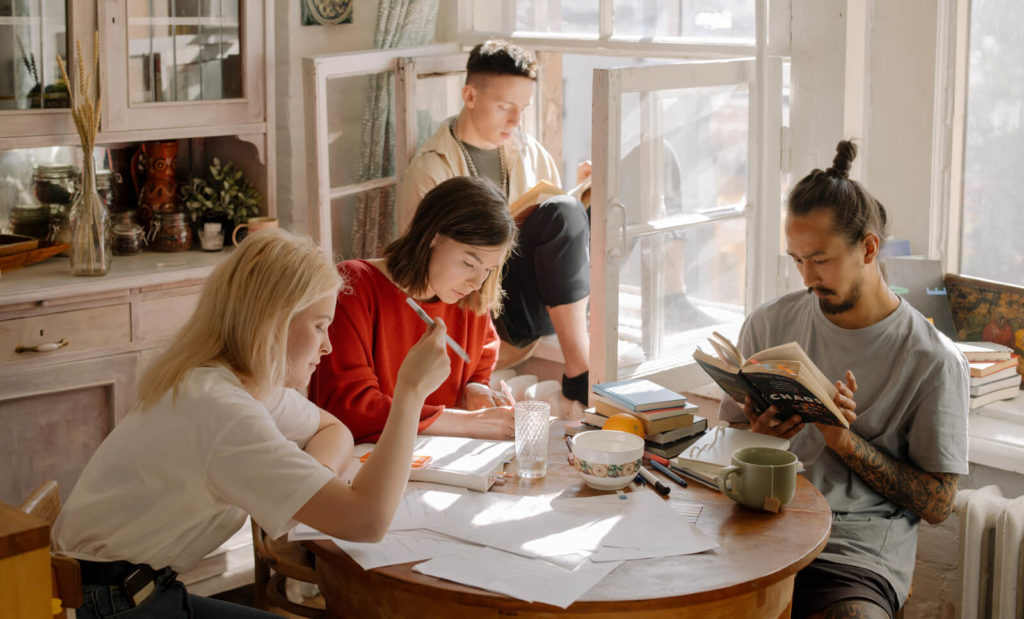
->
[57, 31, 107, 274]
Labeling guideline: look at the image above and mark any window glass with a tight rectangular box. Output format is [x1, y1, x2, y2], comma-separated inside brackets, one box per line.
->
[613, 0, 754, 42]
[961, 0, 1024, 286]
[515, 0, 598, 35]
[0, 0, 68, 110]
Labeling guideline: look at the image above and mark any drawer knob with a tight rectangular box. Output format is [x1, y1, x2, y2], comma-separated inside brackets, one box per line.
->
[15, 338, 70, 353]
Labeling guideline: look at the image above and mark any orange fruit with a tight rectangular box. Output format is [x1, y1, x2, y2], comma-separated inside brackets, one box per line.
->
[602, 412, 645, 438]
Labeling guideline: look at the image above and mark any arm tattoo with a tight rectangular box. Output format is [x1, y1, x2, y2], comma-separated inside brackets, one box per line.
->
[838, 434, 958, 524]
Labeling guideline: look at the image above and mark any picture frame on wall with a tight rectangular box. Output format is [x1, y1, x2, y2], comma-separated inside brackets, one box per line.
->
[302, 0, 353, 26]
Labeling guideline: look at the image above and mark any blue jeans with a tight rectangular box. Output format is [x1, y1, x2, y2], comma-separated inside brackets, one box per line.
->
[76, 567, 278, 619]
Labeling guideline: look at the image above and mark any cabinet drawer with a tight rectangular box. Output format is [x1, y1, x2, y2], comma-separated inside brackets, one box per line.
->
[0, 305, 132, 363]
[136, 293, 200, 342]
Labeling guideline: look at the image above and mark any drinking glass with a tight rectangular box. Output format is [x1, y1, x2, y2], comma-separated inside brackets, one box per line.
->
[514, 400, 550, 479]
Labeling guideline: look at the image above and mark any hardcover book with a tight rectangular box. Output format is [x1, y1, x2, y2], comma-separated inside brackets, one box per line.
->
[692, 332, 849, 428]
[591, 378, 688, 412]
[583, 403, 698, 435]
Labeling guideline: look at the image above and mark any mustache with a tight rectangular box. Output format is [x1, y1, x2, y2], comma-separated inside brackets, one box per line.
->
[807, 286, 837, 296]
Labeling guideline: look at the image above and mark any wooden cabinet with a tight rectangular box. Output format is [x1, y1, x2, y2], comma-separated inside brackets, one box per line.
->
[0, 251, 217, 508]
[0, 1, 273, 155]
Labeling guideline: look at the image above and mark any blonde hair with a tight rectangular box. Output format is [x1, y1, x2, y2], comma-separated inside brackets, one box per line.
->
[137, 229, 342, 408]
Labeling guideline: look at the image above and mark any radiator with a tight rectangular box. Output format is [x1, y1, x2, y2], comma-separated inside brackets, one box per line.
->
[955, 485, 1024, 618]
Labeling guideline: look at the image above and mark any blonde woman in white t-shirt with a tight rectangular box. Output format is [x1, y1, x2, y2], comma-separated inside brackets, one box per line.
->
[53, 229, 451, 618]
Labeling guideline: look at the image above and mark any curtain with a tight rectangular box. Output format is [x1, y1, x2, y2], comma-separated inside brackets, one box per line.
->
[350, 0, 439, 259]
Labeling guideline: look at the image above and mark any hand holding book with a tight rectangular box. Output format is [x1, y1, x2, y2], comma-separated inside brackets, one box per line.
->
[693, 332, 851, 429]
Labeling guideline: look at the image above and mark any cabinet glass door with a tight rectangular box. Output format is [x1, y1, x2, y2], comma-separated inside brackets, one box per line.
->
[0, 0, 68, 110]
[126, 0, 242, 104]
[102, 0, 264, 133]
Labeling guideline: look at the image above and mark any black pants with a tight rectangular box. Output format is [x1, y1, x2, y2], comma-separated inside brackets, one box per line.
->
[496, 195, 590, 346]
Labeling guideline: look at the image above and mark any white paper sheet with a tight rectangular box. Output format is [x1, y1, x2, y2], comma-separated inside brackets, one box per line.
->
[331, 529, 472, 570]
[412, 546, 623, 609]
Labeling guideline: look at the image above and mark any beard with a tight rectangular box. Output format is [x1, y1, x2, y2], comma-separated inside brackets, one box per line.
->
[809, 280, 862, 315]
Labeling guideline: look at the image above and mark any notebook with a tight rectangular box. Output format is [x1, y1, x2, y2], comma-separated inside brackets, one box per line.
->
[670, 425, 791, 478]
[351, 436, 515, 493]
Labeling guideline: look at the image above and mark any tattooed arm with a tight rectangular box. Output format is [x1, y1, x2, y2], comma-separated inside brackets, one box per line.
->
[818, 371, 958, 525]
[831, 433, 958, 525]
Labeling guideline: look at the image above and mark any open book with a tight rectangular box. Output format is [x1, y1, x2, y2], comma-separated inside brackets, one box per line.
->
[508, 177, 592, 224]
[350, 436, 515, 493]
[670, 425, 791, 480]
[693, 332, 849, 428]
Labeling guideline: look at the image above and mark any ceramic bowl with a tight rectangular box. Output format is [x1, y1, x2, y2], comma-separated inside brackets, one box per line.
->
[568, 430, 644, 491]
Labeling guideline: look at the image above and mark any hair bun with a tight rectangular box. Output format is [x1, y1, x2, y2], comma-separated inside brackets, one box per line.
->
[827, 140, 857, 179]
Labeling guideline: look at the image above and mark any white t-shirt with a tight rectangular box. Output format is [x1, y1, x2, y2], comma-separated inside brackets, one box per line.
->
[53, 366, 337, 573]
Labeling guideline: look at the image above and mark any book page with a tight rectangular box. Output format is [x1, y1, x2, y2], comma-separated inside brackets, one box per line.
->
[746, 341, 838, 402]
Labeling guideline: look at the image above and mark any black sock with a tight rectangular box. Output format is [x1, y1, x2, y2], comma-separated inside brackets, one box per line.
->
[562, 371, 589, 405]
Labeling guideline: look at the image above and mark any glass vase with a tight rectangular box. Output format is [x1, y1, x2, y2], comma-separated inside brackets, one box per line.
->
[69, 152, 112, 276]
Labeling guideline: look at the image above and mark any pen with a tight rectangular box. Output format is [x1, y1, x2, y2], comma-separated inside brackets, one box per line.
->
[405, 297, 471, 362]
[499, 379, 517, 406]
[669, 464, 720, 491]
[650, 460, 688, 488]
[637, 466, 671, 496]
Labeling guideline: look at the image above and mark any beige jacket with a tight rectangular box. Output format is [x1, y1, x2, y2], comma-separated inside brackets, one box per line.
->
[396, 117, 561, 233]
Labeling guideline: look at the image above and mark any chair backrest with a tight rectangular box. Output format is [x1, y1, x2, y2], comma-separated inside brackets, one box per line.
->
[251, 520, 324, 618]
[19, 480, 83, 615]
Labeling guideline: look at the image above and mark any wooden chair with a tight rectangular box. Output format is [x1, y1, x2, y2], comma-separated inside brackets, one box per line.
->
[251, 520, 325, 618]
[19, 480, 82, 618]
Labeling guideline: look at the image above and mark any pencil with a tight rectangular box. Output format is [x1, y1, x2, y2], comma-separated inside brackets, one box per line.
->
[405, 297, 471, 362]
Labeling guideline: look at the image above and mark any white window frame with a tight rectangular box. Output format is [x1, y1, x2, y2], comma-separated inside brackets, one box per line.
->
[457, 0, 788, 387]
[302, 43, 459, 252]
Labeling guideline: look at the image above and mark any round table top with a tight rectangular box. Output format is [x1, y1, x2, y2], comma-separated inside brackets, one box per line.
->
[309, 425, 832, 612]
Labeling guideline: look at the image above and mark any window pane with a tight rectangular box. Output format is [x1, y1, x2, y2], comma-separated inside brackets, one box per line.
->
[413, 73, 464, 150]
[617, 220, 746, 370]
[961, 0, 1024, 286]
[620, 83, 749, 221]
[516, 0, 598, 35]
[326, 72, 395, 188]
[613, 0, 754, 42]
[127, 0, 242, 103]
[0, 0, 68, 110]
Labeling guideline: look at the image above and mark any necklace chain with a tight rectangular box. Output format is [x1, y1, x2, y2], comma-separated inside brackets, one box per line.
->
[450, 120, 508, 197]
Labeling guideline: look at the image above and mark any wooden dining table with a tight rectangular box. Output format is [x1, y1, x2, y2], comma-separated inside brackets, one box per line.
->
[308, 424, 832, 618]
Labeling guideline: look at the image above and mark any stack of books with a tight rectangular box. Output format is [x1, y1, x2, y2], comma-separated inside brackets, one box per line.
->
[566, 378, 707, 458]
[956, 342, 1022, 409]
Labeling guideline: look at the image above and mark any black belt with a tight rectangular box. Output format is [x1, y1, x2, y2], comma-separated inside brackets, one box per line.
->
[79, 560, 167, 606]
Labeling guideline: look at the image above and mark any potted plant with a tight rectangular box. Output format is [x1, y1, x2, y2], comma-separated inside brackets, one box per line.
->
[182, 157, 261, 250]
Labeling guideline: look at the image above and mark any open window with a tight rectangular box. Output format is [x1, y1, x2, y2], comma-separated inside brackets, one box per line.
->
[590, 57, 783, 387]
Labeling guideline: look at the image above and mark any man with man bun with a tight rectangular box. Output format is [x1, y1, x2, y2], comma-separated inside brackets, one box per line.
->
[719, 140, 968, 618]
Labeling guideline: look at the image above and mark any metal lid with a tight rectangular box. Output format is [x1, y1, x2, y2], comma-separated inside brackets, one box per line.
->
[9, 203, 50, 221]
[33, 164, 76, 180]
[113, 223, 144, 237]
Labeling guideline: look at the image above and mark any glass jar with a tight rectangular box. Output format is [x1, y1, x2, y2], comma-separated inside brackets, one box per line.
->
[150, 211, 193, 252]
[96, 169, 115, 213]
[69, 154, 112, 276]
[10, 204, 51, 239]
[112, 223, 145, 256]
[33, 164, 77, 207]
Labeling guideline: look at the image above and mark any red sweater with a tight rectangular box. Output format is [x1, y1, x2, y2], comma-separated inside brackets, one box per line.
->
[309, 260, 499, 443]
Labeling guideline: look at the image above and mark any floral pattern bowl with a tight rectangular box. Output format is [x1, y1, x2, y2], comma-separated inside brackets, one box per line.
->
[568, 430, 644, 491]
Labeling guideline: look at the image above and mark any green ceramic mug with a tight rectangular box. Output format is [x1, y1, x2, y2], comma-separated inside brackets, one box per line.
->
[717, 447, 798, 513]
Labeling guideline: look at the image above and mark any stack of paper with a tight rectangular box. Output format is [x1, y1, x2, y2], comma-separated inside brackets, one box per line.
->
[292, 483, 717, 608]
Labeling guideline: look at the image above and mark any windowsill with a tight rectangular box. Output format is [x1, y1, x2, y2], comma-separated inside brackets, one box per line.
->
[968, 395, 1024, 474]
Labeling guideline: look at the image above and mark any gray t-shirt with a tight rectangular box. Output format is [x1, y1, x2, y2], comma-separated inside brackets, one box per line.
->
[719, 289, 969, 604]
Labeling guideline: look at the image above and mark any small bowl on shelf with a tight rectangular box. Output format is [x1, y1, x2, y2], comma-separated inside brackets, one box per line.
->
[567, 430, 644, 491]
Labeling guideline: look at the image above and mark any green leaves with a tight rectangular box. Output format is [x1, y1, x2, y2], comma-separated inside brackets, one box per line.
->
[182, 157, 261, 226]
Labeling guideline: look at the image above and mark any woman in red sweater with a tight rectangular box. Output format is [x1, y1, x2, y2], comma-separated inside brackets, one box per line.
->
[310, 177, 519, 442]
